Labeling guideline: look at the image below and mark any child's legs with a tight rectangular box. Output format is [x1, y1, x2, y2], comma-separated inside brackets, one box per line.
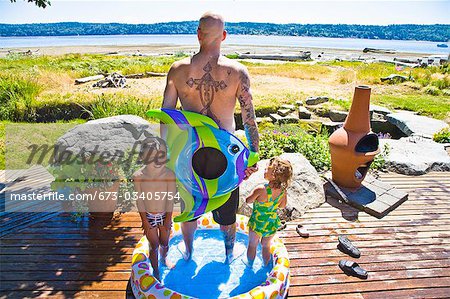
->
[261, 235, 274, 266]
[146, 228, 161, 278]
[158, 225, 170, 257]
[158, 225, 175, 268]
[247, 228, 260, 263]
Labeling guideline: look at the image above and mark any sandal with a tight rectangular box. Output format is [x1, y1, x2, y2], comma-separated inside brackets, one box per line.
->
[338, 236, 360, 258]
[277, 221, 287, 231]
[338, 260, 368, 279]
[296, 224, 309, 238]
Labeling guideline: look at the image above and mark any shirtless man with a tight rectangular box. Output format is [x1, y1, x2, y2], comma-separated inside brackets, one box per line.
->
[162, 12, 259, 263]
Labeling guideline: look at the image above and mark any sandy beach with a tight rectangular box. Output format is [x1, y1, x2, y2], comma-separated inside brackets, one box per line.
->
[0, 43, 439, 61]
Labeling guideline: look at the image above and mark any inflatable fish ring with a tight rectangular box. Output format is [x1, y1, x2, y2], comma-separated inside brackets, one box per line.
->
[146, 109, 259, 222]
[130, 214, 290, 299]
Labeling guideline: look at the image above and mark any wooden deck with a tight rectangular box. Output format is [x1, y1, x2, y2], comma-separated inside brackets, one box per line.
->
[1, 172, 449, 298]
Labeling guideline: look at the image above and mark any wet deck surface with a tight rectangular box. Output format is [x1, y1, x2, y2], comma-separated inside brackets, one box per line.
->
[1, 172, 449, 298]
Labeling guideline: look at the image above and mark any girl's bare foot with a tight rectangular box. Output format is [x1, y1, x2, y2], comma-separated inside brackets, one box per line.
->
[153, 270, 160, 281]
[160, 245, 175, 269]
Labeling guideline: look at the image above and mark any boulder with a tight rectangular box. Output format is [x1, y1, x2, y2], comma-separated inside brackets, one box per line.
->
[380, 137, 450, 175]
[278, 109, 291, 117]
[329, 110, 348, 122]
[306, 96, 329, 105]
[370, 104, 392, 116]
[298, 107, 312, 119]
[295, 100, 303, 107]
[370, 119, 406, 139]
[322, 121, 343, 133]
[280, 104, 296, 111]
[255, 117, 273, 125]
[386, 112, 448, 138]
[54, 115, 155, 162]
[269, 113, 299, 124]
[238, 153, 325, 220]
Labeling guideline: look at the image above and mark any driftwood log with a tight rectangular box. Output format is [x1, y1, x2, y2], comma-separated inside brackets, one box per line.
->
[93, 73, 126, 88]
[75, 75, 105, 85]
[124, 72, 167, 79]
[236, 52, 311, 61]
[363, 48, 396, 54]
[377, 59, 419, 68]
[8, 49, 40, 56]
[380, 74, 410, 83]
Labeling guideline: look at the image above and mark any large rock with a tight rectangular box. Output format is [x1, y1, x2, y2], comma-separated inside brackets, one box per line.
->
[238, 153, 325, 220]
[380, 137, 450, 175]
[269, 113, 299, 124]
[386, 112, 448, 138]
[54, 115, 155, 161]
[280, 104, 296, 111]
[306, 96, 329, 105]
[329, 110, 348, 122]
[370, 104, 392, 116]
[298, 107, 312, 119]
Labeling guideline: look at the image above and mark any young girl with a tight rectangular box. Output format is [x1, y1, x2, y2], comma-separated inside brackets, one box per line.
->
[246, 157, 293, 266]
[134, 137, 176, 280]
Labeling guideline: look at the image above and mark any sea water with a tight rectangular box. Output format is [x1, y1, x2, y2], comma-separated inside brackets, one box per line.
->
[159, 229, 272, 299]
[1, 35, 448, 54]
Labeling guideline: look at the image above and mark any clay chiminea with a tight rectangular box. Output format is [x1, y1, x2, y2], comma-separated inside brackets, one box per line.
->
[328, 86, 380, 189]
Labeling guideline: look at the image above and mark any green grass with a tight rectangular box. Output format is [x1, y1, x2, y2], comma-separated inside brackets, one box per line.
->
[1, 121, 83, 170]
[0, 122, 5, 169]
[0, 75, 42, 121]
[243, 61, 331, 80]
[0, 53, 182, 78]
[1, 54, 449, 123]
[372, 94, 450, 120]
[87, 94, 161, 119]
[329, 93, 450, 120]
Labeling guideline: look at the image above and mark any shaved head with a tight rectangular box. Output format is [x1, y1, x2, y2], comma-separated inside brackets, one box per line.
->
[198, 12, 226, 46]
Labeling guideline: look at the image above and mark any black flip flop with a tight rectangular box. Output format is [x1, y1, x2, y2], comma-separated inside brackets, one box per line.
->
[337, 236, 360, 258]
[296, 224, 309, 238]
[338, 260, 368, 279]
[277, 221, 287, 231]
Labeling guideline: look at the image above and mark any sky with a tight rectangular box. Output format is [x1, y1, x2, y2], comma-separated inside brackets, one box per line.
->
[0, 0, 449, 25]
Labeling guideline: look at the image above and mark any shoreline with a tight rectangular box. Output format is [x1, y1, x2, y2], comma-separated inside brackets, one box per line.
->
[0, 44, 442, 60]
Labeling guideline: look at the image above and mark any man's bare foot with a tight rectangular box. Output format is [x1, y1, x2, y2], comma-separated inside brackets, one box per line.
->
[177, 242, 192, 261]
[224, 243, 246, 264]
[163, 258, 176, 269]
[242, 257, 254, 268]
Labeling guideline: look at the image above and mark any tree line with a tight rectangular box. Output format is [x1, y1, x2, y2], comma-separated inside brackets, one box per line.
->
[0, 22, 448, 42]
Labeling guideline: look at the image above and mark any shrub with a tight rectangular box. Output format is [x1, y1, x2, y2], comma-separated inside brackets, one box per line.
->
[433, 127, 450, 143]
[0, 122, 4, 169]
[87, 94, 160, 119]
[422, 85, 441, 96]
[259, 124, 331, 172]
[371, 143, 390, 171]
[0, 75, 41, 121]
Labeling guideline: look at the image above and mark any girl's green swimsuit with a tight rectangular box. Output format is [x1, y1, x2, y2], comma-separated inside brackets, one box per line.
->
[248, 183, 284, 237]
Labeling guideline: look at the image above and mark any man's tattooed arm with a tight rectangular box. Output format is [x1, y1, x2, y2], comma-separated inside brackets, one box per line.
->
[237, 68, 259, 153]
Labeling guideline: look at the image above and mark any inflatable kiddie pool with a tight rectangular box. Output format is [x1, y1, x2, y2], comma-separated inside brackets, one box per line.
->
[130, 214, 290, 299]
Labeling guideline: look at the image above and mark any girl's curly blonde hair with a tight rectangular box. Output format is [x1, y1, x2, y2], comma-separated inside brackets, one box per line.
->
[269, 157, 293, 191]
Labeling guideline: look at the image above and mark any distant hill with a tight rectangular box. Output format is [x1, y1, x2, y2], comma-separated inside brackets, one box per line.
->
[0, 22, 449, 42]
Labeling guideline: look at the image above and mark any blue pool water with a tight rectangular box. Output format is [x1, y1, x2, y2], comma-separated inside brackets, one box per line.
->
[159, 229, 272, 299]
